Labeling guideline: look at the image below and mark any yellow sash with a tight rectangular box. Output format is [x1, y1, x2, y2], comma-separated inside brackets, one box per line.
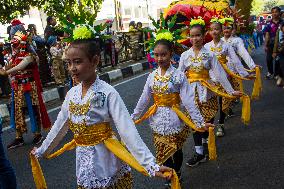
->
[218, 55, 262, 99]
[218, 55, 251, 81]
[134, 93, 217, 160]
[30, 122, 181, 189]
[186, 69, 251, 125]
[249, 66, 262, 100]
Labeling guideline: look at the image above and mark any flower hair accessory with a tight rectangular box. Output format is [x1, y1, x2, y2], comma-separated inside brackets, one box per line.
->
[219, 17, 234, 27]
[156, 31, 174, 42]
[60, 14, 111, 42]
[210, 17, 224, 24]
[73, 25, 94, 40]
[190, 17, 206, 28]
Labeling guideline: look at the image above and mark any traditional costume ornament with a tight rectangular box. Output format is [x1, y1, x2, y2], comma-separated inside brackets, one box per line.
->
[73, 25, 93, 40]
[189, 17, 206, 28]
[1, 21, 51, 151]
[11, 31, 28, 50]
[145, 13, 184, 51]
[60, 13, 111, 43]
[219, 17, 234, 27]
[210, 16, 225, 24]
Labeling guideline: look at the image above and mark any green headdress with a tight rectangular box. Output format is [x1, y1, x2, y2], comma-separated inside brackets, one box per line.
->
[145, 13, 184, 51]
[219, 17, 234, 27]
[210, 17, 224, 24]
[60, 14, 111, 42]
[189, 17, 206, 28]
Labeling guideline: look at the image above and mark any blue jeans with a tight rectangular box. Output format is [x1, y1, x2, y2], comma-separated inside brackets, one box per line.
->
[0, 119, 17, 189]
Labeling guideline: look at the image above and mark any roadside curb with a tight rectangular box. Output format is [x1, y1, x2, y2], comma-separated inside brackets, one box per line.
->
[0, 60, 149, 118]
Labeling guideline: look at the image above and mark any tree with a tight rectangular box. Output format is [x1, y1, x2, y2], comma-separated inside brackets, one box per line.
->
[277, 0, 284, 5]
[251, 0, 265, 15]
[0, 0, 45, 24]
[263, 0, 278, 12]
[42, 0, 103, 24]
[0, 0, 103, 24]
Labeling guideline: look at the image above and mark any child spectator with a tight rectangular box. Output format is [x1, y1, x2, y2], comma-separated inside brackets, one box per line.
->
[48, 36, 66, 85]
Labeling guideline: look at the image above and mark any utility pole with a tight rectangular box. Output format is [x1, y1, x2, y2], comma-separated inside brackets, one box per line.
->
[114, 0, 122, 31]
[114, 0, 118, 31]
[145, 0, 151, 27]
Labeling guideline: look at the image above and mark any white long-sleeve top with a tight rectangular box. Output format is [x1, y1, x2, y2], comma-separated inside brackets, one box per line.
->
[205, 40, 249, 77]
[35, 78, 159, 189]
[132, 65, 205, 135]
[222, 36, 256, 69]
[178, 47, 235, 102]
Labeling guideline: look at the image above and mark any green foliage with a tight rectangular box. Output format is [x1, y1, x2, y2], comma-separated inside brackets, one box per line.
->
[0, 0, 45, 23]
[42, 0, 103, 26]
[0, 0, 103, 25]
[62, 20, 111, 42]
[263, 0, 278, 12]
[276, 0, 284, 5]
[251, 0, 265, 15]
[145, 13, 184, 52]
[251, 0, 284, 15]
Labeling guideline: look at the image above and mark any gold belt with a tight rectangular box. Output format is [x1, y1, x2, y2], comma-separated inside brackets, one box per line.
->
[153, 93, 180, 107]
[186, 69, 210, 81]
[69, 120, 114, 146]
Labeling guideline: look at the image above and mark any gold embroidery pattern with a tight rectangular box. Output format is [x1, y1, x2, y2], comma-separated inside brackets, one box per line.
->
[190, 56, 202, 63]
[14, 81, 40, 134]
[68, 120, 113, 146]
[154, 74, 171, 83]
[69, 100, 91, 116]
[68, 119, 88, 135]
[77, 172, 133, 189]
[153, 85, 169, 94]
[153, 127, 190, 165]
[14, 87, 26, 133]
[188, 65, 204, 73]
[188, 55, 206, 73]
[210, 47, 222, 52]
[152, 72, 172, 94]
[195, 92, 218, 122]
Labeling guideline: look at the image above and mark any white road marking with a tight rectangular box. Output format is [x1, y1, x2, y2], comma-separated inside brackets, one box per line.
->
[113, 72, 149, 87]
[2, 72, 149, 132]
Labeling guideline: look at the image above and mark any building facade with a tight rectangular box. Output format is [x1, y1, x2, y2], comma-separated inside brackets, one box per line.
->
[97, 0, 175, 31]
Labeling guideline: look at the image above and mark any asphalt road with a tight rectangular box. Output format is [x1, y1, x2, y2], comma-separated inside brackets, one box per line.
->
[2, 47, 284, 189]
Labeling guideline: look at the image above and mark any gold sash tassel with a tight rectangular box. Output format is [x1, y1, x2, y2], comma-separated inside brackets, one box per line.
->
[187, 70, 251, 125]
[208, 127, 217, 160]
[30, 154, 47, 189]
[30, 122, 181, 189]
[134, 93, 217, 160]
[251, 66, 262, 100]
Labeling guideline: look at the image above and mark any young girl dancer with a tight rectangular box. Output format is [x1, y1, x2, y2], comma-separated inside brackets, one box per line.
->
[178, 18, 243, 166]
[132, 32, 213, 183]
[222, 18, 262, 100]
[222, 18, 257, 70]
[30, 25, 175, 189]
[205, 19, 253, 136]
